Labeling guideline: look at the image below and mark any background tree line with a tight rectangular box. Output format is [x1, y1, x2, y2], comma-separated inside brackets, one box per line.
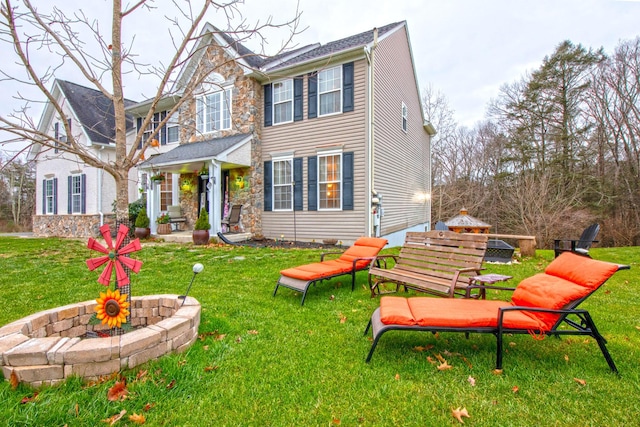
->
[425, 37, 640, 249]
[0, 152, 34, 231]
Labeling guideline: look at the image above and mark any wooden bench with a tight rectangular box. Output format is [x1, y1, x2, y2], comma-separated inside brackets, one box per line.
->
[368, 230, 488, 298]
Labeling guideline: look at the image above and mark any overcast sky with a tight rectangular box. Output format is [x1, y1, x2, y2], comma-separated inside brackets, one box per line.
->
[1, 0, 639, 155]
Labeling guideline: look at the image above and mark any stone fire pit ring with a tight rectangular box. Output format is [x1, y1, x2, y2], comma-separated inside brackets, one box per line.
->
[0, 294, 200, 388]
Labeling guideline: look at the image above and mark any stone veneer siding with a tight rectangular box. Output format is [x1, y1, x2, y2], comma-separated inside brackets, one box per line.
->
[32, 214, 116, 238]
[0, 295, 200, 388]
[178, 41, 264, 235]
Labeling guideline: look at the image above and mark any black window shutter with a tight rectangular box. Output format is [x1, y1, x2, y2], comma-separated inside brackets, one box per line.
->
[67, 118, 72, 142]
[160, 111, 167, 145]
[264, 84, 273, 127]
[263, 161, 272, 211]
[81, 174, 87, 214]
[53, 178, 58, 215]
[67, 176, 72, 214]
[307, 156, 317, 211]
[293, 76, 304, 122]
[308, 73, 317, 119]
[343, 62, 354, 113]
[343, 152, 354, 210]
[136, 117, 143, 149]
[293, 157, 303, 211]
[54, 122, 59, 153]
[42, 180, 46, 214]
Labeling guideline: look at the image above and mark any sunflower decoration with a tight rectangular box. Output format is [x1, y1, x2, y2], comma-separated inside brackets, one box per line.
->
[95, 288, 130, 328]
[86, 224, 143, 331]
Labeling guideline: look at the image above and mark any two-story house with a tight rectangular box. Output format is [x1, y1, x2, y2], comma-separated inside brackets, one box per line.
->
[29, 80, 138, 237]
[136, 20, 434, 246]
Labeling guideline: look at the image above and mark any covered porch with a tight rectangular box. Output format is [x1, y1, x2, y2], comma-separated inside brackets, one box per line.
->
[139, 133, 254, 238]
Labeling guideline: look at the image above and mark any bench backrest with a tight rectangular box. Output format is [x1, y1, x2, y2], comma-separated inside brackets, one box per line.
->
[397, 230, 488, 286]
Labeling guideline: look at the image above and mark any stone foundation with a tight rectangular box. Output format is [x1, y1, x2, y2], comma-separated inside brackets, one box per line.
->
[0, 295, 200, 388]
[32, 214, 116, 238]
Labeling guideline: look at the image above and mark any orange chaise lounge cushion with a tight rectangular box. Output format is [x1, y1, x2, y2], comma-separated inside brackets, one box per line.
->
[279, 237, 388, 281]
[378, 253, 620, 331]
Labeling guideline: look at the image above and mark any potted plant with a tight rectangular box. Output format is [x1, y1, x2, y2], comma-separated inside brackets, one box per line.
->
[156, 212, 171, 235]
[192, 208, 210, 245]
[134, 207, 150, 239]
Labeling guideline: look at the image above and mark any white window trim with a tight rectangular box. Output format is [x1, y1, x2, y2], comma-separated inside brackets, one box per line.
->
[272, 79, 294, 125]
[70, 174, 82, 214]
[272, 155, 294, 212]
[196, 87, 233, 134]
[318, 65, 343, 117]
[45, 178, 55, 215]
[317, 149, 343, 211]
[402, 102, 408, 133]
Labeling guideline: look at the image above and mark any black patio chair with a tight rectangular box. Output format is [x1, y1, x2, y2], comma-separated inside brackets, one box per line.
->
[554, 223, 600, 258]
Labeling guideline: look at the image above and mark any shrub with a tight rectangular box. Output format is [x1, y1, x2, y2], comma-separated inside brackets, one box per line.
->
[134, 207, 150, 228]
[194, 208, 210, 230]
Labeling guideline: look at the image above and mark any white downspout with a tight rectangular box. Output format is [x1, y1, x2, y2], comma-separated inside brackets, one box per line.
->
[97, 147, 104, 226]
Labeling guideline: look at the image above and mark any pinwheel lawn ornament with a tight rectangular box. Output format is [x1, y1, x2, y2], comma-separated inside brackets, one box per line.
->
[87, 224, 143, 287]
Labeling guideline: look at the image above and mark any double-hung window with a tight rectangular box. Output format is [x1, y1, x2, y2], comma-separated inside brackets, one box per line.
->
[159, 173, 173, 211]
[272, 157, 293, 211]
[402, 102, 408, 132]
[167, 115, 179, 143]
[273, 80, 293, 125]
[196, 88, 232, 134]
[70, 174, 82, 213]
[45, 178, 55, 214]
[318, 152, 342, 210]
[318, 66, 342, 116]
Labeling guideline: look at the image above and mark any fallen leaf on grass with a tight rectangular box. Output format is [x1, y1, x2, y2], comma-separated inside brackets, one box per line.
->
[564, 354, 569, 362]
[426, 356, 437, 365]
[467, 376, 476, 387]
[20, 392, 38, 404]
[339, 313, 347, 324]
[136, 370, 148, 380]
[204, 365, 220, 372]
[332, 418, 341, 424]
[203, 345, 209, 351]
[178, 360, 187, 367]
[635, 326, 640, 331]
[395, 373, 400, 380]
[107, 380, 128, 401]
[512, 386, 519, 393]
[102, 409, 126, 425]
[437, 360, 453, 371]
[129, 413, 146, 424]
[451, 407, 470, 424]
[435, 353, 446, 363]
[573, 378, 587, 386]
[143, 403, 156, 412]
[492, 369, 503, 375]
[413, 344, 434, 352]
[248, 330, 259, 335]
[166, 379, 176, 390]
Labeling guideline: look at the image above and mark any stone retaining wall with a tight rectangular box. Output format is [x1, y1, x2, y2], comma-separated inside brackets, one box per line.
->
[0, 295, 200, 388]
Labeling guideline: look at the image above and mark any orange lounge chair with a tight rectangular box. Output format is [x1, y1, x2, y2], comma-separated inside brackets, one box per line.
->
[365, 252, 629, 372]
[274, 237, 388, 305]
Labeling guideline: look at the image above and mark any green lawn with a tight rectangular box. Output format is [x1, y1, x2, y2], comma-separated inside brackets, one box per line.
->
[1, 237, 639, 426]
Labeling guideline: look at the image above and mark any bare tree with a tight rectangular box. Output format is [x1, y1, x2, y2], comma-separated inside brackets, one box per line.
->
[0, 0, 300, 223]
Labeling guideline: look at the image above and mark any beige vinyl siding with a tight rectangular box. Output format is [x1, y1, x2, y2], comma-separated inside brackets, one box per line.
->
[373, 27, 431, 235]
[262, 59, 368, 243]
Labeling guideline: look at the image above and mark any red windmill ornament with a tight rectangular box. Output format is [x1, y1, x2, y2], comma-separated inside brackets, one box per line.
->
[86, 224, 143, 287]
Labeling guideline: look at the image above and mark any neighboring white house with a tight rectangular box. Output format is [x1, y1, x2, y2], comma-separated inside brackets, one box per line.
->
[28, 80, 138, 237]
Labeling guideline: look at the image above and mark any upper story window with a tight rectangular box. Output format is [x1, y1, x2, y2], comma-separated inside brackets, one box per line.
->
[272, 156, 293, 211]
[273, 80, 293, 125]
[318, 66, 342, 116]
[318, 151, 342, 210]
[54, 119, 70, 153]
[196, 88, 232, 134]
[142, 121, 154, 144]
[402, 102, 408, 133]
[167, 115, 179, 143]
[45, 178, 55, 214]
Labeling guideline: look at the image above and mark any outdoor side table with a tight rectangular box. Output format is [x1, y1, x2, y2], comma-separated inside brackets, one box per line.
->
[467, 273, 513, 299]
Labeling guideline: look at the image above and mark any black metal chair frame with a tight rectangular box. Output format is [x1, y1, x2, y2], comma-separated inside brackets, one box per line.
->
[364, 264, 629, 372]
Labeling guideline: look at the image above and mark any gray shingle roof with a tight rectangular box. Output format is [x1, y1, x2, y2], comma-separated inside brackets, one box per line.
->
[263, 21, 404, 71]
[140, 133, 252, 168]
[57, 80, 135, 144]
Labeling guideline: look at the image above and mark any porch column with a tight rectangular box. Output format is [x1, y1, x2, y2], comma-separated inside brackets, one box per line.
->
[148, 180, 160, 234]
[209, 161, 221, 234]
